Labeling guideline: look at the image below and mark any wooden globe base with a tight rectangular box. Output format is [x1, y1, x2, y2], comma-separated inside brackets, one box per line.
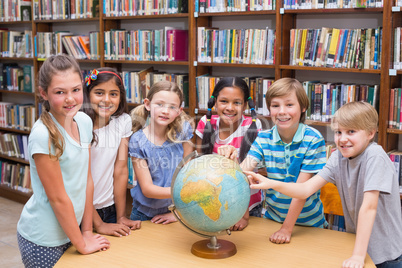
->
[191, 239, 237, 259]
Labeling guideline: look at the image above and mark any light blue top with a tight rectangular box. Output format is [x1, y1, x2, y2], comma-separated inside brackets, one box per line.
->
[129, 122, 193, 217]
[248, 123, 327, 227]
[17, 112, 93, 247]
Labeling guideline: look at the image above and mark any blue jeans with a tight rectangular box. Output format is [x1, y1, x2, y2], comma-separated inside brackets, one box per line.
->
[376, 254, 402, 268]
[96, 204, 117, 223]
[130, 206, 153, 221]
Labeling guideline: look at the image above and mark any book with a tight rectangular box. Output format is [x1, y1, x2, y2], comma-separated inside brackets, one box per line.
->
[22, 65, 33, 93]
[166, 29, 188, 61]
[20, 1, 32, 21]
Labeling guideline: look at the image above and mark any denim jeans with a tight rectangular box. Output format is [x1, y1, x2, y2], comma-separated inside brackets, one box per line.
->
[376, 254, 402, 268]
[96, 204, 117, 223]
[130, 206, 153, 221]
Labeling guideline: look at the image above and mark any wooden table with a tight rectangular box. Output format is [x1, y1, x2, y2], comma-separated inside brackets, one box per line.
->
[56, 217, 375, 267]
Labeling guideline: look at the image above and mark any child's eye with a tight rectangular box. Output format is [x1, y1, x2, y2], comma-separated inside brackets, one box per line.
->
[348, 130, 356, 134]
[73, 88, 81, 92]
[220, 100, 227, 103]
[235, 101, 243, 106]
[95, 91, 103, 95]
[56, 91, 64, 95]
[111, 93, 119, 97]
[287, 103, 294, 107]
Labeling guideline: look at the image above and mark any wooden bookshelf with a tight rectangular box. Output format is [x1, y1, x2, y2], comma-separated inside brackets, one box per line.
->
[1, 0, 401, 205]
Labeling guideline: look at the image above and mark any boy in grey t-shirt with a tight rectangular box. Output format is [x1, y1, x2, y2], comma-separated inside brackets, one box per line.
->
[245, 102, 402, 267]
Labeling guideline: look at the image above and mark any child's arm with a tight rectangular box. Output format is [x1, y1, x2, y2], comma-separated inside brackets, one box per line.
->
[113, 137, 141, 230]
[269, 172, 313, 244]
[245, 170, 327, 199]
[35, 153, 110, 254]
[343, 190, 379, 268]
[132, 157, 171, 199]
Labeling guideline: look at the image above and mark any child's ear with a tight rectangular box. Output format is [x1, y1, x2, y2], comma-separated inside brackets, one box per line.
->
[144, 98, 151, 111]
[368, 129, 376, 140]
[39, 87, 48, 101]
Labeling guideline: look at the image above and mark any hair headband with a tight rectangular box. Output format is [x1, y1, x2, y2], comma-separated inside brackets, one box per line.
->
[85, 69, 123, 86]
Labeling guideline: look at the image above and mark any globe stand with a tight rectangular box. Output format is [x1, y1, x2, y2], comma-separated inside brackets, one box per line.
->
[170, 204, 237, 259]
[191, 236, 237, 259]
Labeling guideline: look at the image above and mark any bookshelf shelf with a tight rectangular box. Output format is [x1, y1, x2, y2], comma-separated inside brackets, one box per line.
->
[0, 90, 34, 96]
[0, 57, 34, 61]
[197, 62, 275, 68]
[279, 65, 382, 74]
[0, 21, 31, 25]
[103, 60, 189, 65]
[0, 154, 29, 165]
[387, 128, 402, 134]
[103, 14, 189, 20]
[198, 10, 276, 16]
[0, 127, 30, 135]
[283, 8, 383, 14]
[34, 18, 100, 23]
[0, 185, 31, 204]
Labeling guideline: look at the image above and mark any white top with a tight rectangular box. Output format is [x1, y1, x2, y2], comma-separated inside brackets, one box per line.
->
[92, 113, 133, 209]
[18, 112, 92, 247]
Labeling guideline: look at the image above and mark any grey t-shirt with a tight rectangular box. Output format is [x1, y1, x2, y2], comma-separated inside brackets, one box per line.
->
[318, 142, 402, 264]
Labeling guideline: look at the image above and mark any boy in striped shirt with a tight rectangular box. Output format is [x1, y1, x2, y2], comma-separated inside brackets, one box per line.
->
[229, 78, 327, 243]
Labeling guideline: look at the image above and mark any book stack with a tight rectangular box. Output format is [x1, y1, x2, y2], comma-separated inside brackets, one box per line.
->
[284, 0, 383, 9]
[196, 0, 275, 13]
[35, 31, 99, 60]
[122, 68, 189, 107]
[302, 81, 379, 122]
[0, 161, 31, 193]
[0, 102, 36, 131]
[197, 27, 275, 65]
[104, 0, 188, 16]
[0, 29, 33, 58]
[290, 27, 382, 70]
[0, 0, 32, 21]
[33, 0, 99, 20]
[104, 28, 188, 62]
[196, 75, 274, 116]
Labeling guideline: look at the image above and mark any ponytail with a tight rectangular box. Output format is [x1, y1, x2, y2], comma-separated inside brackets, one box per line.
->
[40, 101, 65, 160]
[130, 104, 149, 133]
[201, 96, 216, 155]
[238, 97, 258, 162]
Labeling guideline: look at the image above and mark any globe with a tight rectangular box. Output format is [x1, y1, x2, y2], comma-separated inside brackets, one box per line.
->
[170, 153, 250, 235]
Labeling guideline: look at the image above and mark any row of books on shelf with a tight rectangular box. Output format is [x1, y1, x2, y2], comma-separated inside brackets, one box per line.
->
[196, 75, 274, 115]
[122, 67, 189, 106]
[387, 88, 402, 130]
[290, 27, 382, 70]
[33, 0, 99, 20]
[387, 151, 402, 186]
[195, 0, 275, 13]
[0, 102, 36, 131]
[0, 64, 34, 92]
[104, 28, 188, 61]
[393, 27, 402, 70]
[0, 161, 31, 193]
[0, 133, 28, 161]
[0, 29, 33, 58]
[103, 0, 188, 16]
[197, 27, 275, 65]
[0, 0, 32, 22]
[283, 0, 383, 9]
[35, 31, 99, 60]
[303, 81, 379, 122]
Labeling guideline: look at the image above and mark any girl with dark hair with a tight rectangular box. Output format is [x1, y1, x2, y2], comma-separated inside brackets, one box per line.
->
[83, 67, 141, 237]
[195, 77, 262, 231]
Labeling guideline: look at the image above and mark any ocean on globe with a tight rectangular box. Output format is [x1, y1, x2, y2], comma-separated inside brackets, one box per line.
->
[171, 154, 250, 234]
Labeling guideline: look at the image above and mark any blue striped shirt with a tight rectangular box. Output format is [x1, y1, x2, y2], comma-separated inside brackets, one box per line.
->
[248, 123, 327, 227]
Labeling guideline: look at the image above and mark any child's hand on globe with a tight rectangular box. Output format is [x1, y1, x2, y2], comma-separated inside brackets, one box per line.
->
[217, 145, 237, 161]
[244, 171, 271, 189]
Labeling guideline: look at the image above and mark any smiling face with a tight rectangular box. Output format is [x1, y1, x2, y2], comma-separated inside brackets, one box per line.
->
[89, 79, 121, 126]
[333, 123, 375, 159]
[269, 91, 304, 143]
[144, 90, 182, 128]
[40, 69, 83, 125]
[215, 86, 246, 130]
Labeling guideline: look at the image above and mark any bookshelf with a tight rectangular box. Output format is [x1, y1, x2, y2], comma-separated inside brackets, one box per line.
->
[2, 0, 402, 203]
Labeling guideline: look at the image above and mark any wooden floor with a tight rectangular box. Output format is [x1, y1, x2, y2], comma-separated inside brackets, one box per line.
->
[0, 197, 24, 268]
